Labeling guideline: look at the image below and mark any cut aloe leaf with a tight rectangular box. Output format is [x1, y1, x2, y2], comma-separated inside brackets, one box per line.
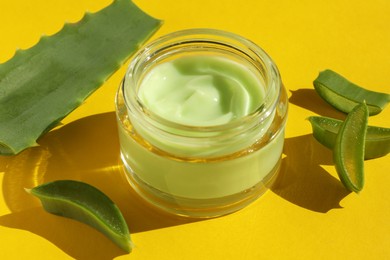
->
[313, 70, 390, 116]
[333, 103, 368, 193]
[26, 180, 133, 253]
[308, 116, 390, 159]
[0, 0, 162, 155]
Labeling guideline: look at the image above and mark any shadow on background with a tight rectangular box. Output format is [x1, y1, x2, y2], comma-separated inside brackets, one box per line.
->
[0, 111, 352, 258]
[289, 88, 346, 119]
[282, 88, 352, 212]
[272, 134, 350, 213]
[0, 112, 199, 259]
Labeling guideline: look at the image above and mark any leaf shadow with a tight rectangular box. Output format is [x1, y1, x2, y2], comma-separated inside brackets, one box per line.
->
[0, 208, 126, 260]
[0, 112, 199, 259]
[289, 88, 346, 119]
[272, 134, 350, 213]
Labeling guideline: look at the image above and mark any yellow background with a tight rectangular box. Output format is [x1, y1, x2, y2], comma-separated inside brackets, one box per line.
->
[1, 0, 389, 259]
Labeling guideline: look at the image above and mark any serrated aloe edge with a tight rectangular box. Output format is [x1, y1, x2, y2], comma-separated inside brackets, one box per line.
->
[0, 0, 162, 155]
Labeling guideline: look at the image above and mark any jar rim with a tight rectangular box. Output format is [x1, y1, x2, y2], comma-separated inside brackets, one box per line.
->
[123, 28, 282, 133]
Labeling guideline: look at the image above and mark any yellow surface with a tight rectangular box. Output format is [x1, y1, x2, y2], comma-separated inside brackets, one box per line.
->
[0, 0, 389, 259]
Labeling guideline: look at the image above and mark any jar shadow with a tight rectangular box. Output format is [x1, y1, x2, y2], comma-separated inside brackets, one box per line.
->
[272, 134, 350, 213]
[0, 112, 199, 259]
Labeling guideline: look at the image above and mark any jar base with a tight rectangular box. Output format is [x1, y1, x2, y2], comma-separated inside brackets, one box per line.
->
[121, 153, 282, 218]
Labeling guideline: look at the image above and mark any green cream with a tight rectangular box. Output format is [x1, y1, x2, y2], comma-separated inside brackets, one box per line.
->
[118, 54, 284, 200]
[118, 126, 284, 199]
[138, 55, 265, 126]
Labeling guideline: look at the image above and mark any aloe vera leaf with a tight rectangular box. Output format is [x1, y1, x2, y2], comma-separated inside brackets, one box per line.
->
[0, 0, 162, 155]
[308, 116, 390, 159]
[313, 70, 390, 116]
[333, 103, 368, 193]
[26, 180, 133, 253]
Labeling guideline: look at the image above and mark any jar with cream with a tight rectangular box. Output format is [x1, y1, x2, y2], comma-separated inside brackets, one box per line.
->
[115, 29, 288, 218]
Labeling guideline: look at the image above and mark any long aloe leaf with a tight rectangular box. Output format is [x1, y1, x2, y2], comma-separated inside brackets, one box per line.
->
[0, 0, 162, 155]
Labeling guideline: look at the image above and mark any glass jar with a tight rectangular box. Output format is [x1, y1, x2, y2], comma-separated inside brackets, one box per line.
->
[115, 29, 288, 218]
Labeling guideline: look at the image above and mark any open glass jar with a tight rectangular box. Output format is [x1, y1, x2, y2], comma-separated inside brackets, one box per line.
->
[115, 29, 288, 218]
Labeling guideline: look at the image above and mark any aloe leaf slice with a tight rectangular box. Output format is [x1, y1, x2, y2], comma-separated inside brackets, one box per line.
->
[0, 0, 162, 155]
[313, 70, 390, 116]
[308, 116, 390, 159]
[26, 180, 133, 253]
[333, 103, 368, 193]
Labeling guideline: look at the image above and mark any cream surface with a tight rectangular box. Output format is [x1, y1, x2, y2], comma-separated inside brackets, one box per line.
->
[138, 55, 264, 126]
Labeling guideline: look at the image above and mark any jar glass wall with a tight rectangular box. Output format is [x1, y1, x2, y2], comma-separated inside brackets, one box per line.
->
[115, 29, 288, 218]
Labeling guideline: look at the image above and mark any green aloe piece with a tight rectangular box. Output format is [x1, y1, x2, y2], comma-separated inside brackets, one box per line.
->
[0, 0, 162, 155]
[308, 116, 390, 160]
[26, 180, 133, 253]
[333, 103, 368, 193]
[313, 70, 390, 116]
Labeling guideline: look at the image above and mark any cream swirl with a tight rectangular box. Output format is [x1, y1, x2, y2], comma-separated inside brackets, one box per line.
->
[138, 55, 264, 126]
